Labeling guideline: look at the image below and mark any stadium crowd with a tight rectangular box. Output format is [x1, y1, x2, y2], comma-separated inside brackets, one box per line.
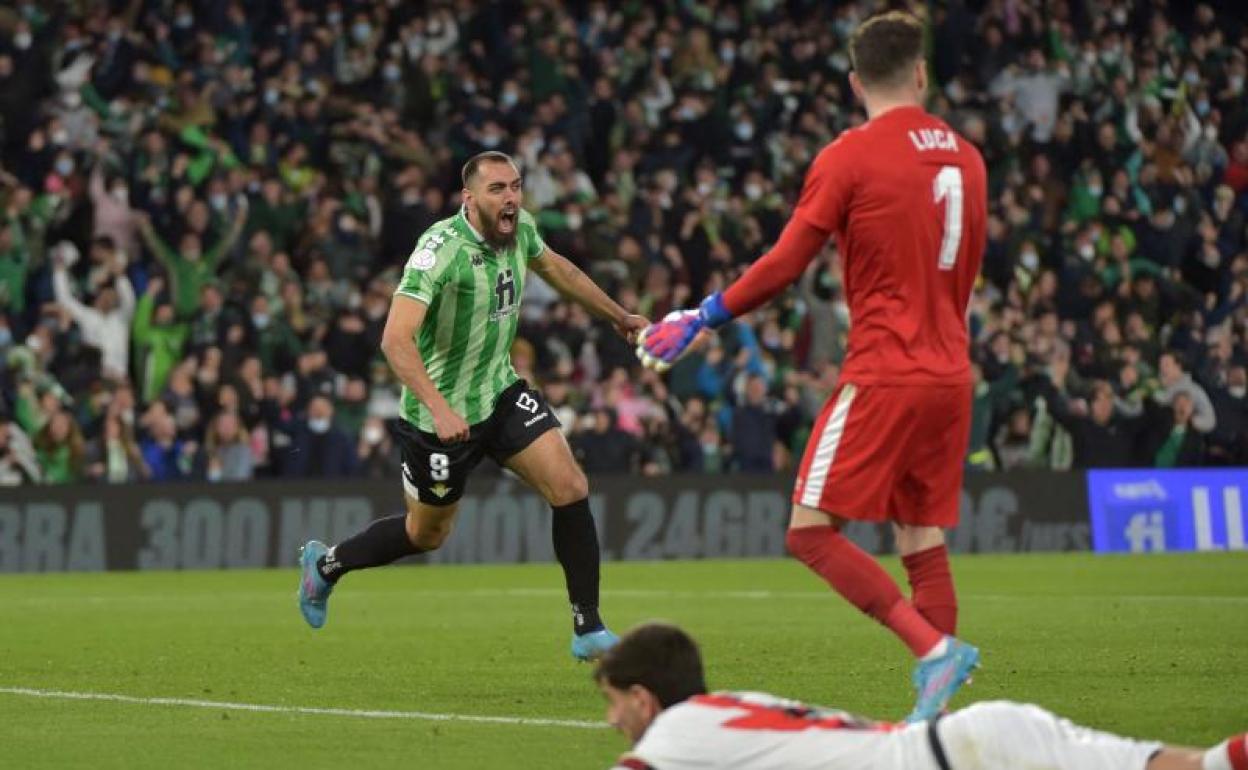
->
[0, 0, 1245, 486]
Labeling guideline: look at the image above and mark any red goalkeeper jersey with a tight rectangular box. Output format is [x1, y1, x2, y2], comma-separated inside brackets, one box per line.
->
[793, 105, 986, 385]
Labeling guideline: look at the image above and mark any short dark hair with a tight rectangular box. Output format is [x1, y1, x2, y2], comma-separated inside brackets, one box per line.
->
[593, 623, 707, 708]
[849, 11, 925, 89]
[461, 151, 517, 188]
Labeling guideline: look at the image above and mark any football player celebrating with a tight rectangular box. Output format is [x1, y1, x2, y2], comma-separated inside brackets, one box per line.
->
[298, 151, 648, 661]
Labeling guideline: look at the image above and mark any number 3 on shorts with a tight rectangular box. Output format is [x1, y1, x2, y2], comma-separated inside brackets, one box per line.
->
[430, 452, 449, 481]
[934, 165, 963, 271]
[516, 392, 539, 414]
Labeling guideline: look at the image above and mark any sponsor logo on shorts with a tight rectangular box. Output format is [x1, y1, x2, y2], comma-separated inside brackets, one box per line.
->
[523, 412, 548, 428]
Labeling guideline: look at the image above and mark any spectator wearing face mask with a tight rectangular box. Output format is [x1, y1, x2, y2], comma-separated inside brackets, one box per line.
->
[356, 415, 401, 479]
[284, 395, 358, 478]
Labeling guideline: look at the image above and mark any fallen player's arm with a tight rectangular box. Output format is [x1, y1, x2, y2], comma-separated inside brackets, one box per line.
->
[529, 246, 630, 327]
[609, 754, 655, 770]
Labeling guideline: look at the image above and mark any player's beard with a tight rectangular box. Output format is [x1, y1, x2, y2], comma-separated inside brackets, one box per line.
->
[478, 205, 518, 249]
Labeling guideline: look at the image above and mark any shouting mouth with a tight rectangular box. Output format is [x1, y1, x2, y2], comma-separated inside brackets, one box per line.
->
[498, 208, 517, 234]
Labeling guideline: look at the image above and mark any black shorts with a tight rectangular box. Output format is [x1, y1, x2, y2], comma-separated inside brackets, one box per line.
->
[388, 379, 561, 506]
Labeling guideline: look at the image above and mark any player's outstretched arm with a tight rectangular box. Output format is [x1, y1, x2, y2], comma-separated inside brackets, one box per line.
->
[529, 246, 649, 342]
[380, 295, 469, 443]
[637, 216, 829, 372]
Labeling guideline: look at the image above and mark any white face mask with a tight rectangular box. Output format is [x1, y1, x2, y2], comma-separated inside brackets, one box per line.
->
[744, 183, 762, 201]
[308, 417, 331, 434]
[1229, 386, 1246, 399]
[1020, 250, 1039, 271]
[364, 424, 384, 444]
[14, 31, 32, 50]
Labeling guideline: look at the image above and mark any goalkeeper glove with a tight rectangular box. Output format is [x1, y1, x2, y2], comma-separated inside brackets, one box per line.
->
[636, 293, 732, 372]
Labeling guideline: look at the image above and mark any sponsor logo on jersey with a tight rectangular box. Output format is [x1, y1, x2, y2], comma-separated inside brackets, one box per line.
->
[489, 305, 520, 321]
[470, 252, 485, 268]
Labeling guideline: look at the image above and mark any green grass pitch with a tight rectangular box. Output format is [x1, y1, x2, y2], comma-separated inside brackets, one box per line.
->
[1, 553, 1244, 768]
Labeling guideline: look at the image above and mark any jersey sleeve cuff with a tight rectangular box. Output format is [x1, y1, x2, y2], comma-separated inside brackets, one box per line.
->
[698, 292, 733, 328]
[394, 289, 432, 305]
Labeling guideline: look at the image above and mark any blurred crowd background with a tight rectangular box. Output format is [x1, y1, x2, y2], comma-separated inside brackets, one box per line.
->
[0, 0, 1245, 486]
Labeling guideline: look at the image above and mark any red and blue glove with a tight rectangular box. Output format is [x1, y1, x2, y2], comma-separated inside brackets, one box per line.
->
[636, 293, 732, 372]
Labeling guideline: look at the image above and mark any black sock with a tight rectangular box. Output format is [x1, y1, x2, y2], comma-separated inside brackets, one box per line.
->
[317, 514, 421, 584]
[552, 498, 603, 635]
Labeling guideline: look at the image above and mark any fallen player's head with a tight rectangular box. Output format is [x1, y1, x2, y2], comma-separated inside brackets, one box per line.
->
[593, 622, 708, 742]
[848, 10, 927, 102]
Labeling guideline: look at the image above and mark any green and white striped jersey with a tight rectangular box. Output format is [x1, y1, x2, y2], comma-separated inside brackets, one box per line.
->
[393, 207, 546, 432]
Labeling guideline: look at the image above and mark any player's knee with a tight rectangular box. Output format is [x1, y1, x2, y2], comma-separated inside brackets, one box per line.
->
[785, 528, 813, 562]
[549, 469, 590, 507]
[410, 521, 452, 551]
[404, 504, 457, 551]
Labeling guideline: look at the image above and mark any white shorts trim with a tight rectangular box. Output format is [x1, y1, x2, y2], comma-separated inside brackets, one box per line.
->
[401, 469, 422, 502]
[799, 384, 857, 508]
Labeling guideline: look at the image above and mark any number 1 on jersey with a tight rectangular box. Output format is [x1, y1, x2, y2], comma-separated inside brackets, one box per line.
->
[933, 166, 963, 271]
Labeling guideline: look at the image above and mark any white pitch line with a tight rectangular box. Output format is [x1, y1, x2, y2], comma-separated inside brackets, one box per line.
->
[0, 687, 606, 730]
[4, 588, 1247, 606]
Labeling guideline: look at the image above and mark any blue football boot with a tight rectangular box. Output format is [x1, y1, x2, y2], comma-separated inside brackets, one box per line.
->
[571, 627, 619, 662]
[297, 540, 333, 629]
[906, 637, 980, 723]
